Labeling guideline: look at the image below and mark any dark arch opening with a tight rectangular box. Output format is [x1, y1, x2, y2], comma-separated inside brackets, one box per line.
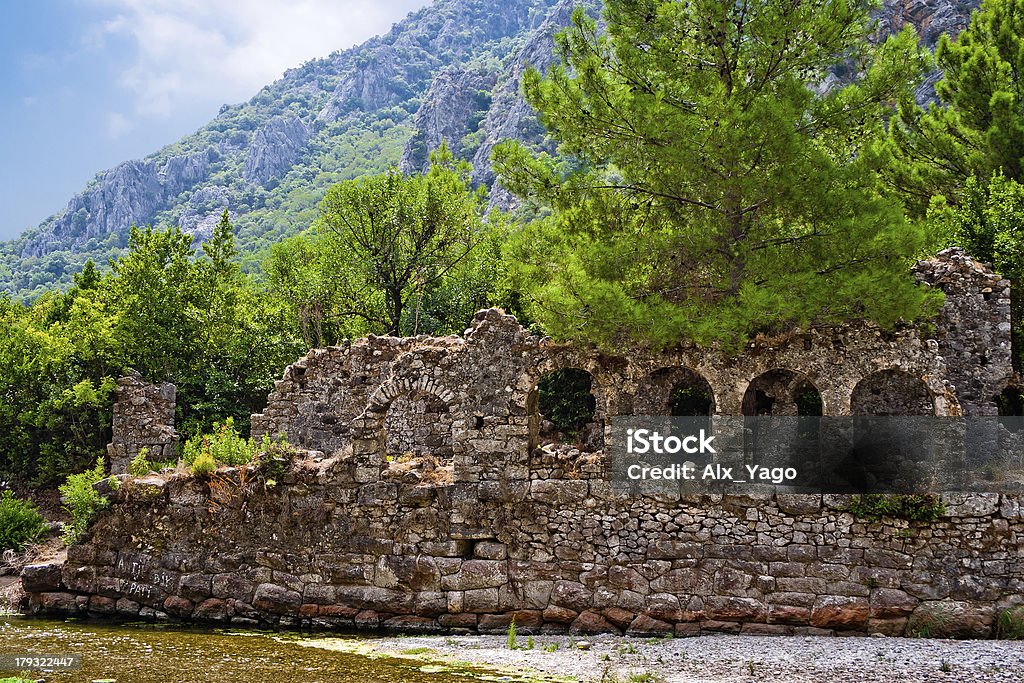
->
[851, 370, 934, 416]
[669, 379, 714, 416]
[635, 367, 715, 416]
[534, 367, 602, 452]
[842, 370, 935, 493]
[997, 385, 1024, 435]
[742, 369, 823, 417]
[742, 370, 822, 474]
[997, 386, 1024, 417]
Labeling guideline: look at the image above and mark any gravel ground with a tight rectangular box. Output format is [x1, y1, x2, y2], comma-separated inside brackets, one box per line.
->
[365, 633, 1024, 682]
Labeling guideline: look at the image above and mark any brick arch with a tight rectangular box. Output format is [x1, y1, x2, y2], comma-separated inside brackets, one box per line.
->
[366, 375, 456, 412]
[349, 373, 462, 474]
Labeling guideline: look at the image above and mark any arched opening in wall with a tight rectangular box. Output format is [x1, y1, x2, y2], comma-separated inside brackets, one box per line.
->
[382, 390, 454, 482]
[742, 369, 822, 472]
[634, 367, 715, 416]
[844, 370, 935, 493]
[997, 386, 1024, 417]
[850, 370, 934, 416]
[631, 367, 717, 471]
[997, 385, 1024, 438]
[535, 367, 602, 453]
[741, 369, 822, 417]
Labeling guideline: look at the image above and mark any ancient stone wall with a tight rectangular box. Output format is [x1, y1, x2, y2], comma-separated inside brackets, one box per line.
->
[22, 467, 1024, 638]
[23, 251, 1022, 637]
[105, 372, 177, 474]
[914, 248, 1013, 416]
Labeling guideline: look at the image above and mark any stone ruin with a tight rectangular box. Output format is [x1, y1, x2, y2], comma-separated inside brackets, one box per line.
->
[105, 371, 177, 474]
[22, 249, 1024, 638]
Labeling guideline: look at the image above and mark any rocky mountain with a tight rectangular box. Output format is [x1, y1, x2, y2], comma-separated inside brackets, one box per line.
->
[0, 0, 980, 297]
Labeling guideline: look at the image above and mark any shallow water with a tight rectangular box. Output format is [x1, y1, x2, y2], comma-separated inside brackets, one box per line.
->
[0, 618, 516, 683]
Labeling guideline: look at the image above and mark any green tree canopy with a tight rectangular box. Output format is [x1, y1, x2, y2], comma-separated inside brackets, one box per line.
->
[888, 0, 1024, 213]
[266, 145, 497, 340]
[494, 0, 940, 350]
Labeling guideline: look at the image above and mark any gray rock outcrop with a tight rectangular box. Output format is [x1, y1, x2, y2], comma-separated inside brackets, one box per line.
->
[243, 117, 310, 185]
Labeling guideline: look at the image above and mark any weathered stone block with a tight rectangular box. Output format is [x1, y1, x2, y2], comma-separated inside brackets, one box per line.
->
[439, 560, 507, 591]
[907, 600, 994, 639]
[550, 581, 592, 612]
[463, 587, 500, 613]
[627, 614, 672, 636]
[810, 596, 869, 630]
[179, 573, 212, 602]
[570, 610, 618, 634]
[869, 588, 917, 619]
[212, 573, 254, 601]
[163, 595, 194, 618]
[252, 583, 301, 615]
[193, 598, 231, 621]
[21, 562, 64, 592]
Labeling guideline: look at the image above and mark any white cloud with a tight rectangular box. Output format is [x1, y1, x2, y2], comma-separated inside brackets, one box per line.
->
[81, 0, 430, 119]
[105, 111, 133, 139]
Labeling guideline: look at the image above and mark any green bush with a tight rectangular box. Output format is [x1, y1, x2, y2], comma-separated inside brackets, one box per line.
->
[181, 417, 259, 468]
[190, 451, 217, 477]
[996, 608, 1024, 640]
[0, 491, 46, 551]
[127, 448, 153, 477]
[847, 494, 946, 522]
[538, 368, 596, 435]
[58, 457, 110, 544]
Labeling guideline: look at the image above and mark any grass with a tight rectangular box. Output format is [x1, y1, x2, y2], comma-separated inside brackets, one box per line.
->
[995, 608, 1024, 639]
[599, 673, 665, 683]
[847, 494, 945, 522]
[907, 609, 949, 638]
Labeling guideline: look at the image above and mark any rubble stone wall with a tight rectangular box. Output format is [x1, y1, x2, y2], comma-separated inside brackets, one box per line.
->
[22, 471, 1024, 638]
[23, 250, 1023, 637]
[105, 372, 177, 474]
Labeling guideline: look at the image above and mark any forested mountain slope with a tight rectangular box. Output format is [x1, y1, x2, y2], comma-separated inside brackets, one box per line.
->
[0, 0, 975, 297]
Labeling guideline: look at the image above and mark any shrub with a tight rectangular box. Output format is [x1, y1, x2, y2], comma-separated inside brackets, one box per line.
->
[995, 608, 1024, 640]
[127, 448, 153, 477]
[0, 491, 46, 551]
[182, 417, 260, 469]
[58, 457, 109, 544]
[190, 451, 217, 477]
[847, 494, 946, 522]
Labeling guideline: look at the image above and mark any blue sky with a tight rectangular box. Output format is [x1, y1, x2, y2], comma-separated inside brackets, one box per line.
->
[0, 0, 430, 241]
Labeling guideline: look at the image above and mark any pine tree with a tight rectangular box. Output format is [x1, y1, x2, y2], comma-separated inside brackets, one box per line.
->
[494, 0, 940, 350]
[888, 0, 1024, 213]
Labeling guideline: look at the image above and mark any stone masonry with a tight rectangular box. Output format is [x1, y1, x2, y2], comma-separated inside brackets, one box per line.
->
[105, 371, 177, 475]
[23, 249, 1023, 638]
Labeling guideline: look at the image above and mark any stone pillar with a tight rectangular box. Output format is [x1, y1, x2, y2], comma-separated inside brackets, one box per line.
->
[915, 248, 1013, 415]
[106, 371, 177, 474]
